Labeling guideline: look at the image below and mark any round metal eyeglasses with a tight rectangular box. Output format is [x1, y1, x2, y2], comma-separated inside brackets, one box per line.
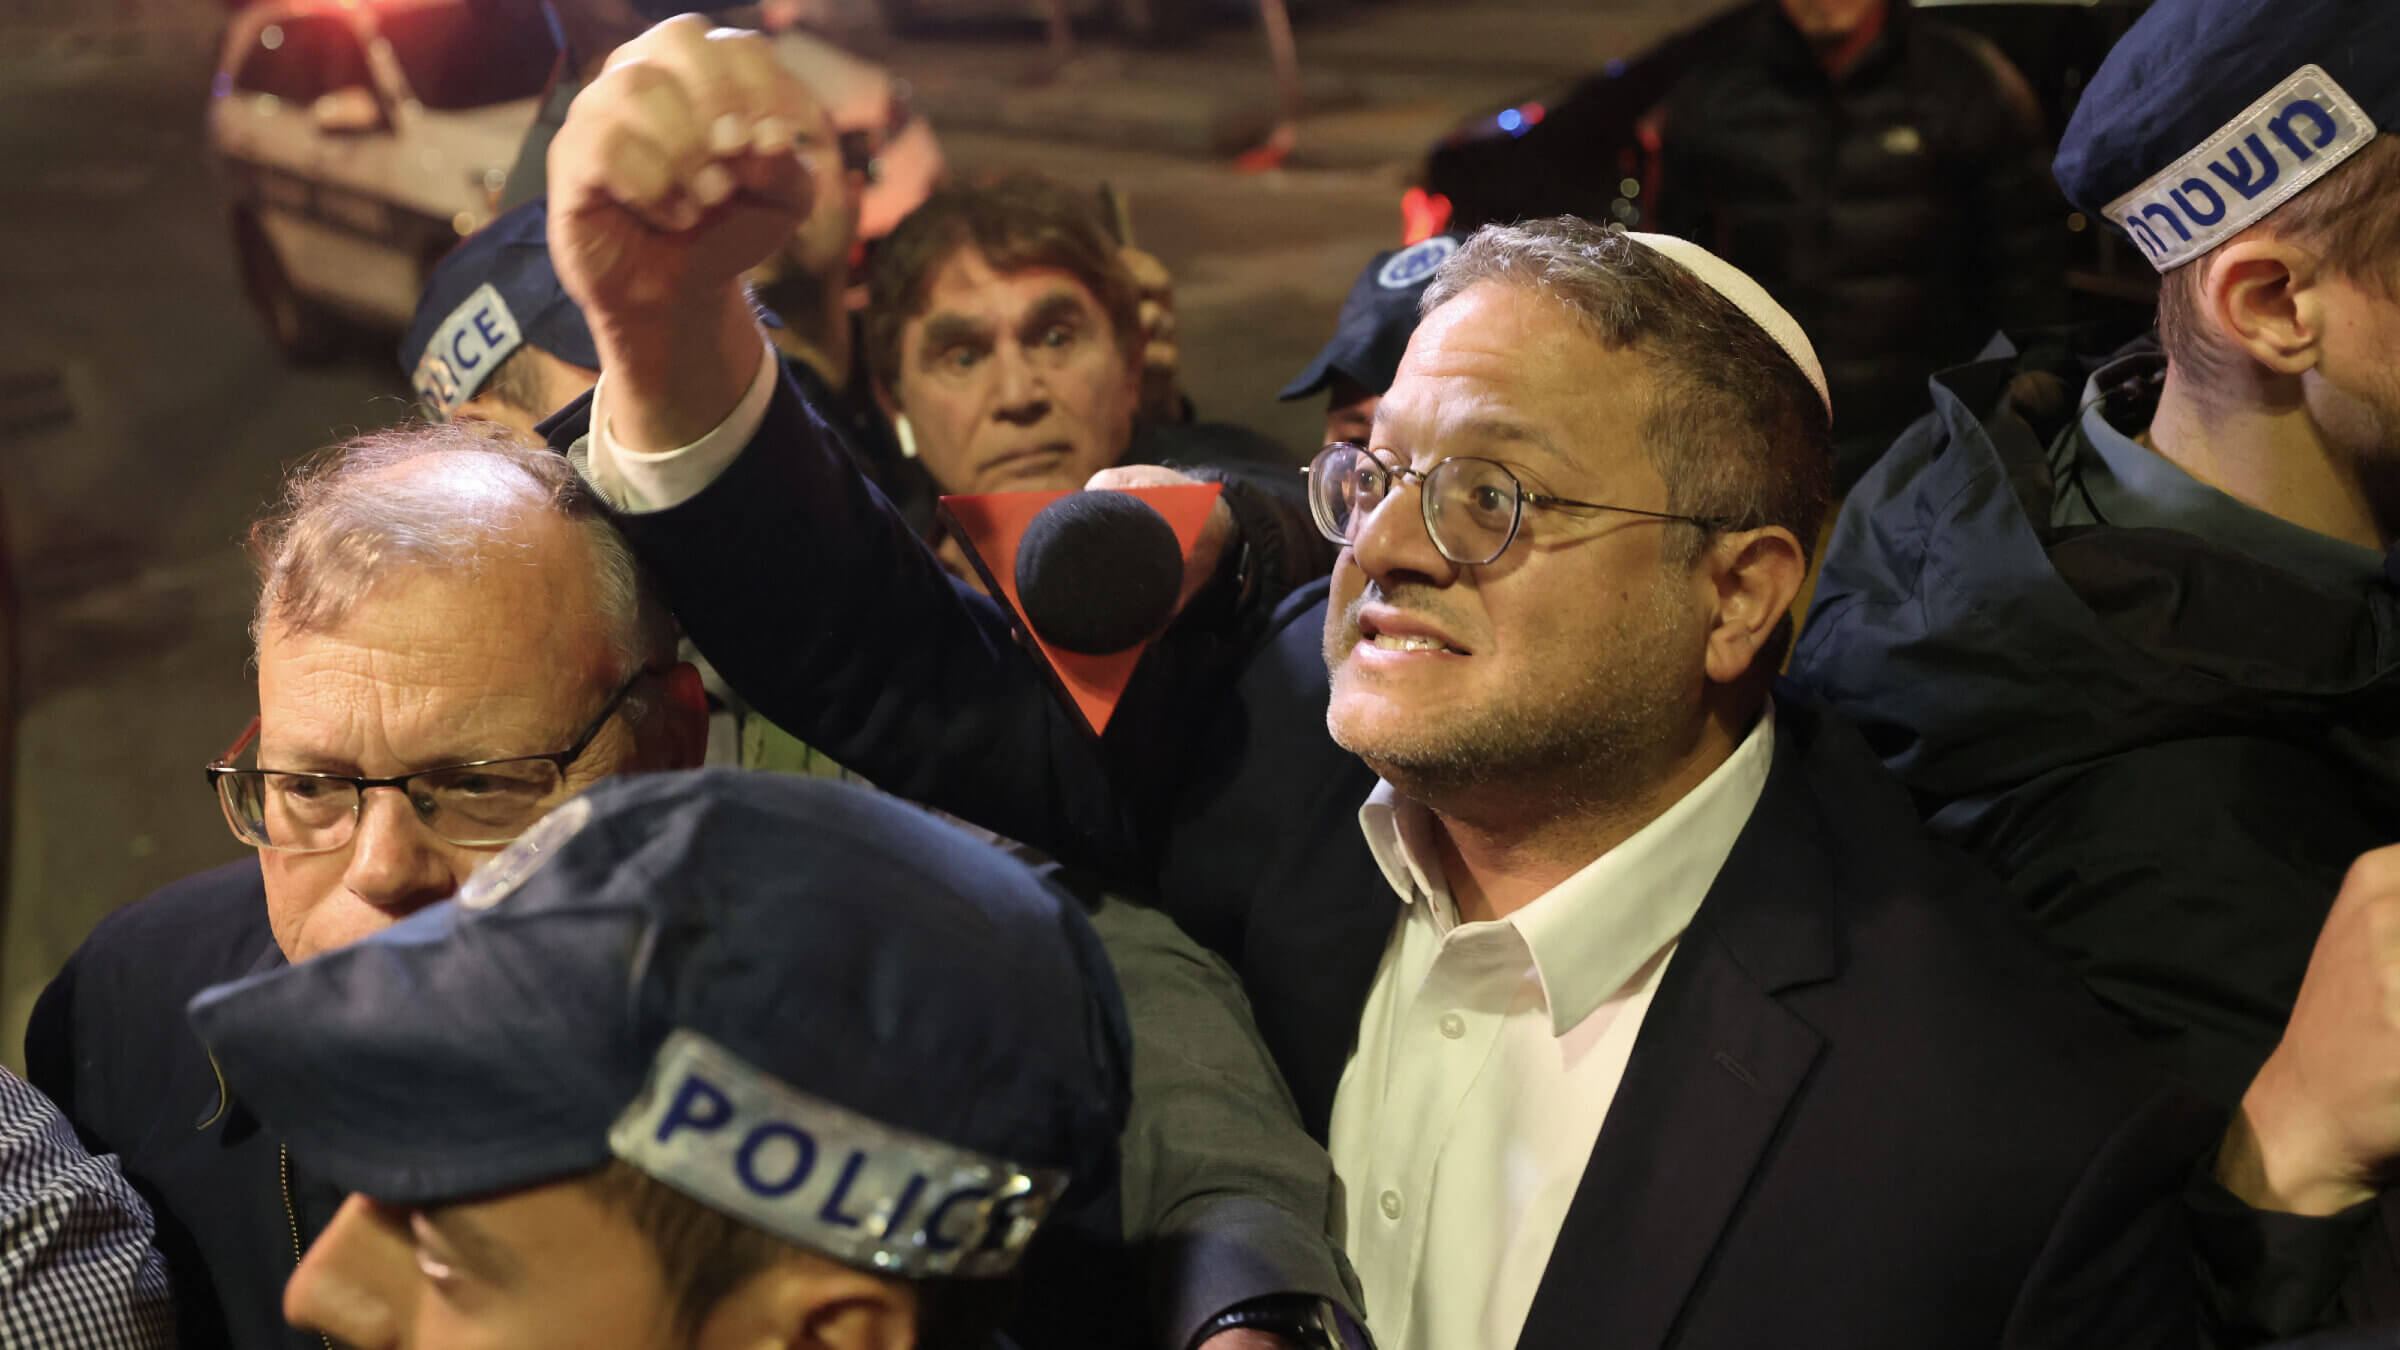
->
[1302, 441, 1728, 567]
[204, 669, 654, 853]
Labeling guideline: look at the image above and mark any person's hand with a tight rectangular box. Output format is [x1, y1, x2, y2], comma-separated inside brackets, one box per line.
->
[2221, 843, 2400, 1214]
[1121, 246, 1186, 423]
[546, 15, 819, 449]
[549, 16, 816, 326]
[1083, 464, 1234, 615]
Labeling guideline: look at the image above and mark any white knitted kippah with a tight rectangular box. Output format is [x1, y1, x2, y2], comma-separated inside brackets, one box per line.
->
[1626, 231, 1833, 424]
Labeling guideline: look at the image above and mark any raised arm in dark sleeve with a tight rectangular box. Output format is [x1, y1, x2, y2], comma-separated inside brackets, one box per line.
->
[568, 372, 1293, 897]
[568, 377, 1151, 881]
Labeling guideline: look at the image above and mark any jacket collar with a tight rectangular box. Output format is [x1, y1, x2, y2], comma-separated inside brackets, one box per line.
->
[2064, 353, 2387, 593]
[1354, 705, 1779, 1036]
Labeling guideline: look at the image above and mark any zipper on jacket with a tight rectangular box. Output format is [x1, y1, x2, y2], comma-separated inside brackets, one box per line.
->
[280, 1142, 336, 1350]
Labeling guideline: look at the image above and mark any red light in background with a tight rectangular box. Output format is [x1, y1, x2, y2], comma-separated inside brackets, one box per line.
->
[1233, 122, 1298, 175]
[1522, 102, 1545, 126]
[1401, 188, 1453, 245]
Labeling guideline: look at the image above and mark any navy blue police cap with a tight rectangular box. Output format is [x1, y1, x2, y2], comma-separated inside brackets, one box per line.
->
[400, 196, 601, 420]
[2054, 0, 2399, 273]
[187, 769, 1132, 1280]
[1279, 234, 1462, 402]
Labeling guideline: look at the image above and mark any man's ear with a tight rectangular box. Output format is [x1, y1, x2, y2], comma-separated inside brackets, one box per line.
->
[691, 1255, 917, 1350]
[2200, 237, 2327, 375]
[648, 661, 712, 771]
[1701, 525, 1807, 687]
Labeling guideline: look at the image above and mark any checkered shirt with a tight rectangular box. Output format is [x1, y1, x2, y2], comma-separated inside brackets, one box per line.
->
[0, 1069, 173, 1348]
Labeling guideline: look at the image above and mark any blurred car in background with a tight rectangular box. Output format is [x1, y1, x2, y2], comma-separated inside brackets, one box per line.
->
[210, 0, 943, 361]
[208, 0, 554, 361]
[1410, 0, 2155, 329]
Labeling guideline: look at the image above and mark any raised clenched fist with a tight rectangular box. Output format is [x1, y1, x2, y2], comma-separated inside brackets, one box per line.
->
[546, 15, 821, 335]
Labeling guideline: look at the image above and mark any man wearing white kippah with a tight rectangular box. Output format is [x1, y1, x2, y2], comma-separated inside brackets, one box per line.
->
[536, 18, 2212, 1349]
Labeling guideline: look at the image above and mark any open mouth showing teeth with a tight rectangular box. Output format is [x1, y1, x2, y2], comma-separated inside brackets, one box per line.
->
[1369, 634, 1462, 654]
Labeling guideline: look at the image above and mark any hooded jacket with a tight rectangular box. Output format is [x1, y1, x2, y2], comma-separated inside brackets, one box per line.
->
[1788, 331, 2400, 1109]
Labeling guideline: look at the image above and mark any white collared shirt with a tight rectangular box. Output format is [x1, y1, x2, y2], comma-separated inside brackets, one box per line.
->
[1327, 706, 1775, 1350]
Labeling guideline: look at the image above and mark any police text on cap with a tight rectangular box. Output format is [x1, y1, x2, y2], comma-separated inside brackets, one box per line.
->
[411, 282, 526, 420]
[2105, 65, 2379, 273]
[608, 1030, 1070, 1280]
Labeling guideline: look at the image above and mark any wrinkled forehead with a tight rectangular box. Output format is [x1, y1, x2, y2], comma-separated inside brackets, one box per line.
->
[907, 248, 1114, 335]
[260, 555, 620, 687]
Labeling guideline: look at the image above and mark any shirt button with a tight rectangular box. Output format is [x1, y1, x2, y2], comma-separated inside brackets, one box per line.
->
[1438, 1012, 1466, 1040]
[1379, 1189, 1403, 1221]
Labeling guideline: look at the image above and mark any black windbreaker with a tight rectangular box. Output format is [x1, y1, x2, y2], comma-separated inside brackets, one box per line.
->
[1788, 330, 2400, 1110]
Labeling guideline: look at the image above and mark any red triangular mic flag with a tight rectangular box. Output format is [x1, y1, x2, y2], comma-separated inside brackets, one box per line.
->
[937, 483, 1224, 737]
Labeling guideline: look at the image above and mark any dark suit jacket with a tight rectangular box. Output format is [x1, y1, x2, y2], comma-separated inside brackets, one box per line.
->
[584, 374, 2215, 1348]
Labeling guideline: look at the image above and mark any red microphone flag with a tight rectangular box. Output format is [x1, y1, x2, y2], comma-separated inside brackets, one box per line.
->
[936, 483, 1224, 737]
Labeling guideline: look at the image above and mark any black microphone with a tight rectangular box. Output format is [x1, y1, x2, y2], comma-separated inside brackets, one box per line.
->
[1014, 492, 1184, 655]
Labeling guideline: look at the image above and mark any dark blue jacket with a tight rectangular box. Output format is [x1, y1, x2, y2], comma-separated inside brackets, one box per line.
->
[1788, 333, 2400, 1112]
[1787, 331, 2400, 1338]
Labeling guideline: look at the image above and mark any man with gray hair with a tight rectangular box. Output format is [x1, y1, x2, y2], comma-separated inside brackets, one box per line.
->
[28, 421, 711, 1350]
[536, 18, 2215, 1347]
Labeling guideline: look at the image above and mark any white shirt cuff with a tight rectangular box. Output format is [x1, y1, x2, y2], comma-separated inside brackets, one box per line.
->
[576, 340, 779, 514]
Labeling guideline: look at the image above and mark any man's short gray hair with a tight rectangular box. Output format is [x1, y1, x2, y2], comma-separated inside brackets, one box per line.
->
[248, 423, 678, 680]
[1421, 218, 1832, 566]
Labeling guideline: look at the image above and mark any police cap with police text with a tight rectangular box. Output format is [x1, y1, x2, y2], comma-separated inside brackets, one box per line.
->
[2053, 0, 2398, 273]
[400, 196, 601, 420]
[187, 769, 1132, 1281]
[1279, 234, 1462, 402]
